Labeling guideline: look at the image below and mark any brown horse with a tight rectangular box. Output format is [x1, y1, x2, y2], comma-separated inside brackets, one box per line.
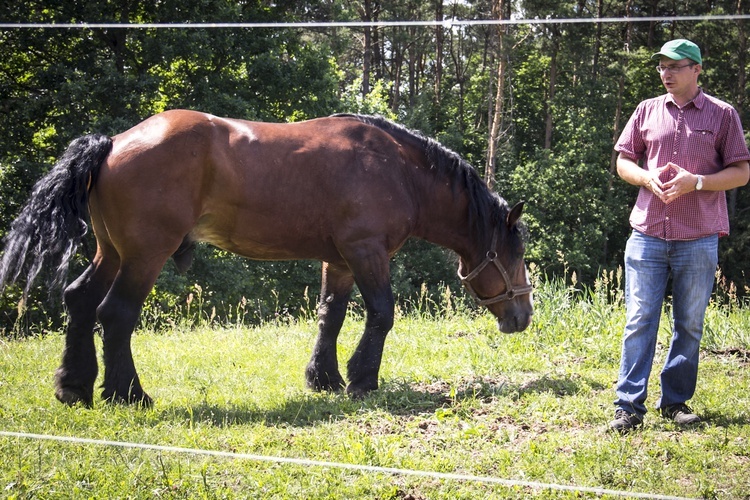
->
[0, 110, 533, 406]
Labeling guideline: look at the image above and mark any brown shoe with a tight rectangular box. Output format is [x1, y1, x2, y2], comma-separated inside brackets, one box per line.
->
[661, 403, 701, 426]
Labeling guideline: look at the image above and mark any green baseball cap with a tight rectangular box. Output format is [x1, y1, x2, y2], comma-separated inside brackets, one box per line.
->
[652, 39, 702, 64]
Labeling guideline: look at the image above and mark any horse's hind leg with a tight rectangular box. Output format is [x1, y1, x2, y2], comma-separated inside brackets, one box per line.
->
[306, 262, 354, 392]
[55, 257, 118, 407]
[96, 259, 164, 406]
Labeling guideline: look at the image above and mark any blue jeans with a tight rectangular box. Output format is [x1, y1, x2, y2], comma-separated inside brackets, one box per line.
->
[614, 230, 718, 416]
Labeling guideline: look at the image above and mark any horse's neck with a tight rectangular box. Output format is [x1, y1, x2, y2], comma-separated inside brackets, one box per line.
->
[413, 180, 477, 260]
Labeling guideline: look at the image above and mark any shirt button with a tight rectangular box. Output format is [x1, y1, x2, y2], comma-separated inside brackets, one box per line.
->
[666, 217, 670, 221]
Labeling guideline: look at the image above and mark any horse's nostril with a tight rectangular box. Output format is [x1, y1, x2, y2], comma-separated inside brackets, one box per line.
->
[498, 312, 532, 333]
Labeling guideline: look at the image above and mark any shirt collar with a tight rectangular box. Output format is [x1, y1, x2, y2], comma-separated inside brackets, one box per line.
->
[666, 87, 705, 109]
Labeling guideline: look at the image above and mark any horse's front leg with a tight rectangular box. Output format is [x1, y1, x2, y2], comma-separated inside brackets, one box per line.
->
[343, 249, 395, 399]
[96, 261, 162, 406]
[306, 262, 354, 392]
[55, 259, 117, 407]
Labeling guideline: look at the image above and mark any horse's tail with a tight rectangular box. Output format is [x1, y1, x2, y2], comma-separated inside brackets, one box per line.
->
[0, 134, 113, 296]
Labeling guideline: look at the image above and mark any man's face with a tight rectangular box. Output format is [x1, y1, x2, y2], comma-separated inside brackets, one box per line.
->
[658, 56, 700, 96]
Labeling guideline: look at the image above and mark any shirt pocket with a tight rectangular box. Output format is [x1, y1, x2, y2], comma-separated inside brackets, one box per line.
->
[685, 127, 721, 173]
[687, 128, 716, 144]
[690, 128, 714, 138]
[685, 111, 720, 145]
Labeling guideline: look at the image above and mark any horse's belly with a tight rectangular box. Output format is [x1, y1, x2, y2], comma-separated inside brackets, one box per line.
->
[190, 214, 341, 262]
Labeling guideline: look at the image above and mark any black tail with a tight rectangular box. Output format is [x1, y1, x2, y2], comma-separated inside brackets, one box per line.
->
[0, 134, 113, 296]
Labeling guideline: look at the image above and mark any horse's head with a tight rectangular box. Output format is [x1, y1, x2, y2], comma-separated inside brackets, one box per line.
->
[458, 201, 533, 333]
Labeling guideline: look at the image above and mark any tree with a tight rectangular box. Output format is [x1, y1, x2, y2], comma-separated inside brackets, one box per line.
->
[485, 0, 510, 189]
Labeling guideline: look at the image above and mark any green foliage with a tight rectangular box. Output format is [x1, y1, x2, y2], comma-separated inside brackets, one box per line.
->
[340, 77, 396, 118]
[508, 146, 622, 280]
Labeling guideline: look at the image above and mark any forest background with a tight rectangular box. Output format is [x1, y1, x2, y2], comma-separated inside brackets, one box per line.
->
[1, 0, 749, 333]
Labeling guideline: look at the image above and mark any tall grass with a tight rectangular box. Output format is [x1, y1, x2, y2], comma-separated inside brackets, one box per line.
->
[1, 274, 749, 498]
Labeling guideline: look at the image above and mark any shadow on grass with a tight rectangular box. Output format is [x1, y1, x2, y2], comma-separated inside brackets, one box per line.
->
[701, 411, 750, 427]
[157, 373, 606, 428]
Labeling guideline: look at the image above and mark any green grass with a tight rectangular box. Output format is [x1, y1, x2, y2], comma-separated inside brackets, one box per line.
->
[1, 280, 749, 499]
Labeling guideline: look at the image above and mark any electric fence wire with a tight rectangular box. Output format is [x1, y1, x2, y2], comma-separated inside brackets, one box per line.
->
[0, 14, 749, 29]
[0, 430, 697, 500]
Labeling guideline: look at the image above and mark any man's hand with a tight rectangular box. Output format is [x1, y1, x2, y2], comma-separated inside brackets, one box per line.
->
[646, 162, 698, 204]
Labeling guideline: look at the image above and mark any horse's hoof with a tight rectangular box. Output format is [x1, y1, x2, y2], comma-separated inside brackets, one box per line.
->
[130, 392, 153, 408]
[306, 377, 346, 393]
[102, 389, 153, 408]
[345, 383, 377, 400]
[55, 386, 94, 408]
[305, 368, 346, 393]
[54, 368, 95, 407]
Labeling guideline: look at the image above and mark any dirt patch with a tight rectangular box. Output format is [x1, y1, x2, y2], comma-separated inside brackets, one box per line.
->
[708, 348, 750, 365]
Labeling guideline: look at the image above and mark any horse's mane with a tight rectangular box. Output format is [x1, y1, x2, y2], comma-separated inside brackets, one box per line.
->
[332, 113, 509, 245]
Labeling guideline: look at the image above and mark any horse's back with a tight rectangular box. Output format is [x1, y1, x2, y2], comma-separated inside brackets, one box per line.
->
[94, 110, 420, 263]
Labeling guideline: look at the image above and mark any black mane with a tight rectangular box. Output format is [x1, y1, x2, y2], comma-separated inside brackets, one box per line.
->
[332, 113, 509, 246]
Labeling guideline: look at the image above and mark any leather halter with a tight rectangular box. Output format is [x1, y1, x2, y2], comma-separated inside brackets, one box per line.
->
[457, 229, 533, 306]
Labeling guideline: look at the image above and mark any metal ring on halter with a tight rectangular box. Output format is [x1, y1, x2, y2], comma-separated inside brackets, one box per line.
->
[457, 230, 533, 306]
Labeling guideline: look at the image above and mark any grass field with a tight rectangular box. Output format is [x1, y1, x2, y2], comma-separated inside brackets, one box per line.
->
[1, 277, 749, 499]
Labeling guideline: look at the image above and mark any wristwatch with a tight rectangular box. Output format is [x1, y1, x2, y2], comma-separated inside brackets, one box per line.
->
[695, 175, 704, 190]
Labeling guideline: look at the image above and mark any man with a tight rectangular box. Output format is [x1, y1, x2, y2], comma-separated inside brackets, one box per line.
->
[611, 39, 750, 433]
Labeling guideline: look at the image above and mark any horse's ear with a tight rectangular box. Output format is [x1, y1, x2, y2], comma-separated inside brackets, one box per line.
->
[507, 201, 525, 227]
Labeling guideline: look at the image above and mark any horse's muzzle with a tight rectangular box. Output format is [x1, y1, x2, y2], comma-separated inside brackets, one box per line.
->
[498, 311, 533, 333]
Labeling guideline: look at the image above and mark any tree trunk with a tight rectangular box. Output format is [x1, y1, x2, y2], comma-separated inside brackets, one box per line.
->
[485, 0, 508, 189]
[390, 30, 403, 114]
[448, 28, 466, 132]
[611, 0, 633, 175]
[408, 26, 417, 108]
[647, 0, 658, 48]
[592, 0, 603, 80]
[543, 25, 559, 151]
[361, 0, 373, 97]
[605, 0, 633, 262]
[434, 0, 444, 105]
[728, 0, 747, 218]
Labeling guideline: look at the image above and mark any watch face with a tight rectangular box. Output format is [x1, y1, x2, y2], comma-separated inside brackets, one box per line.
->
[696, 176, 703, 190]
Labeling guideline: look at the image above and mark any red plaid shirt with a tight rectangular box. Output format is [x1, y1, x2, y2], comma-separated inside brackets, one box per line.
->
[616, 89, 750, 240]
